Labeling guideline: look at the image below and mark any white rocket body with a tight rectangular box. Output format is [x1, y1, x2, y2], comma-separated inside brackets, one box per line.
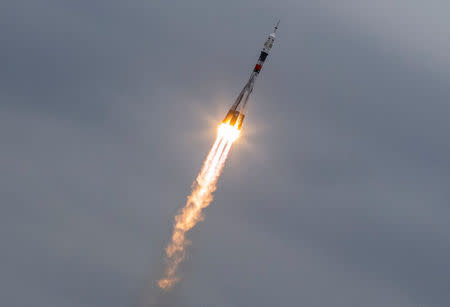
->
[222, 21, 279, 129]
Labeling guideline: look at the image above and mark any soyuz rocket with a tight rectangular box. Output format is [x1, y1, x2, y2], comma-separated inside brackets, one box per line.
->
[222, 20, 279, 130]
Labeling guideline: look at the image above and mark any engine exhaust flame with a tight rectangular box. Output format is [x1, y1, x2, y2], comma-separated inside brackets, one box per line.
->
[158, 123, 240, 290]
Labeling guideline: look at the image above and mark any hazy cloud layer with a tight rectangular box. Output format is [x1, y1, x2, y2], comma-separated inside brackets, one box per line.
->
[1, 1, 449, 306]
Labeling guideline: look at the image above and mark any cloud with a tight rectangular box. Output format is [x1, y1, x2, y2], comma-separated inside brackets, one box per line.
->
[1, 0, 449, 306]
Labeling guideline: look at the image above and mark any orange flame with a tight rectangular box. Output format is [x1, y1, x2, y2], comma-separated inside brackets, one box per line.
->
[158, 123, 240, 290]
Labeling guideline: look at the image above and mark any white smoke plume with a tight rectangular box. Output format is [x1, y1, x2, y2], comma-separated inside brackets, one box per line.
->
[158, 123, 239, 290]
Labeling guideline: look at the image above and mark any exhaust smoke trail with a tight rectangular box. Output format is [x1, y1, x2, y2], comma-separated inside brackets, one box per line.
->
[158, 122, 240, 290]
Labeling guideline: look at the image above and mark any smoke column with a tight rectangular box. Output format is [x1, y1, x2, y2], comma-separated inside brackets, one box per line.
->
[158, 123, 240, 290]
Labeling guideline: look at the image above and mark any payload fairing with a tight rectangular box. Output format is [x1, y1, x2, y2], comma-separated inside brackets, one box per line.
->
[222, 20, 279, 130]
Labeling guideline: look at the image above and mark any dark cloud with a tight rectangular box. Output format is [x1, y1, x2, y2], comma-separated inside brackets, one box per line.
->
[1, 0, 449, 306]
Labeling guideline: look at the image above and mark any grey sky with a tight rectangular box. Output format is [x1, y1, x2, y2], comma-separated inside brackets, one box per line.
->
[1, 0, 449, 306]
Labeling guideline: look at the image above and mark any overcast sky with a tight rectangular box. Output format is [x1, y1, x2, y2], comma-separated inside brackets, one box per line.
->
[1, 0, 450, 306]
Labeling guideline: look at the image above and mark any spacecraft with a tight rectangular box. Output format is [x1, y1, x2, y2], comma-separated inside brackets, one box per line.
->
[222, 20, 279, 130]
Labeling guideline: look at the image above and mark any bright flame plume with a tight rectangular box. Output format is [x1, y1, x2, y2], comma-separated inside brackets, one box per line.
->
[158, 123, 240, 290]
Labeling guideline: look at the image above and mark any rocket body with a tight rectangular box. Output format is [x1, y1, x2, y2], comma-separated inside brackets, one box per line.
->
[222, 21, 279, 130]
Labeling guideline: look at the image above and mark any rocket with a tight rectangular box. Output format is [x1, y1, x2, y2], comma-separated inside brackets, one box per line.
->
[222, 20, 279, 130]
